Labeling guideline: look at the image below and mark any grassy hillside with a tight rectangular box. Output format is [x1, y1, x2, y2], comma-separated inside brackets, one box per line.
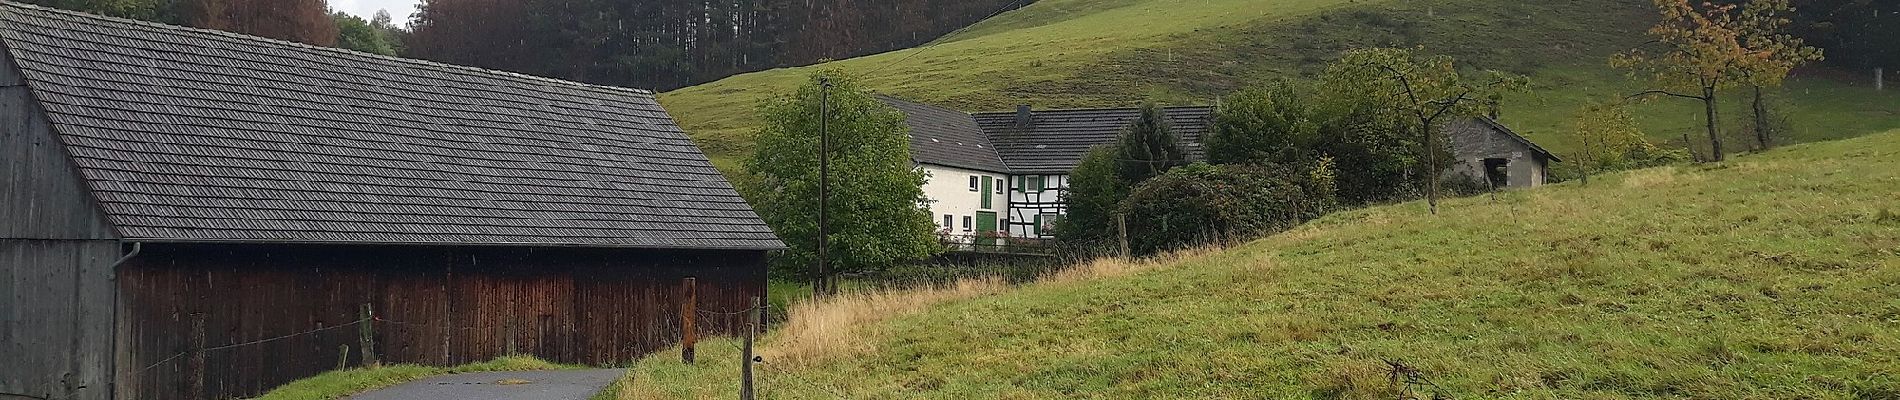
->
[660, 0, 1900, 169]
[614, 130, 1900, 399]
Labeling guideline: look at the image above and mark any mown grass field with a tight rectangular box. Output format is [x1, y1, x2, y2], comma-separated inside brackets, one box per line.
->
[659, 0, 1900, 171]
[612, 130, 1900, 399]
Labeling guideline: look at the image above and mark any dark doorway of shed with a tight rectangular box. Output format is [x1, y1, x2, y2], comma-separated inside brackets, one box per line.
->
[1483, 158, 1510, 189]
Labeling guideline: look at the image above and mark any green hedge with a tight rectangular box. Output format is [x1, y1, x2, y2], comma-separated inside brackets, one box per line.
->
[1119, 162, 1336, 255]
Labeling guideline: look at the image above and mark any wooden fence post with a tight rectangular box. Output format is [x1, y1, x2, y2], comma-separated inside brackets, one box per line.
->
[188, 313, 206, 399]
[681, 277, 698, 364]
[740, 296, 760, 400]
[359, 303, 379, 367]
[1117, 213, 1130, 259]
[1878, 68, 1886, 91]
[505, 315, 518, 356]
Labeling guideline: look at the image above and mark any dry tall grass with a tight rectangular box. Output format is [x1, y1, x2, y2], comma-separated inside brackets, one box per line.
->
[761, 246, 1225, 370]
[761, 277, 1007, 369]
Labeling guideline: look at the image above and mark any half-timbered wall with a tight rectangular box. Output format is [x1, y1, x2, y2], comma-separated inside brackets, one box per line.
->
[1007, 174, 1069, 239]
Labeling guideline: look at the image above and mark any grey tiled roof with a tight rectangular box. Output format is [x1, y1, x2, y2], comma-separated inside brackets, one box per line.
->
[876, 95, 1009, 173]
[976, 106, 1213, 174]
[1446, 117, 1562, 162]
[0, 2, 783, 249]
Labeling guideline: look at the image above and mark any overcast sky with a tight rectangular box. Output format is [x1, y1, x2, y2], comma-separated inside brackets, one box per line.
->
[331, 0, 420, 24]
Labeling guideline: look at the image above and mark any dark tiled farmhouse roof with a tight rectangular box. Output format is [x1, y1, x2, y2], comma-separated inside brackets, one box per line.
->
[975, 106, 1213, 174]
[875, 95, 1009, 173]
[0, 2, 783, 250]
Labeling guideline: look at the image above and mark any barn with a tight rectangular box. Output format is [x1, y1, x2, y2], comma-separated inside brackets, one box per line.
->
[0, 3, 781, 400]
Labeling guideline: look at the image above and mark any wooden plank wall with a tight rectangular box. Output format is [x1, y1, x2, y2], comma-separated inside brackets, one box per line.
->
[0, 240, 120, 400]
[2, 47, 124, 400]
[0, 40, 118, 241]
[115, 244, 766, 400]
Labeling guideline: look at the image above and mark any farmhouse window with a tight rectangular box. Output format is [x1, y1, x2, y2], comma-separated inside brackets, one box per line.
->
[968, 176, 979, 191]
[943, 214, 953, 228]
[962, 216, 973, 231]
[1028, 175, 1045, 191]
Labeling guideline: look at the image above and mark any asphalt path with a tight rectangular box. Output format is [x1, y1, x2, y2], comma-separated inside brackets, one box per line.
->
[345, 369, 625, 400]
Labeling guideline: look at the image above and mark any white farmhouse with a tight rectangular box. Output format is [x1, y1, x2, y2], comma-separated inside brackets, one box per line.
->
[879, 96, 1214, 241]
[880, 96, 1562, 245]
[879, 96, 1013, 240]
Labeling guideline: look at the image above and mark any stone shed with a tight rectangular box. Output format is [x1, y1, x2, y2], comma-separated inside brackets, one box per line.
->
[1445, 117, 1562, 188]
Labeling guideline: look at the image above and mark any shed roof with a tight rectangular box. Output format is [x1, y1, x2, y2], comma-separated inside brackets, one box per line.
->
[975, 106, 1212, 174]
[1446, 117, 1563, 163]
[0, 2, 783, 250]
[875, 95, 1010, 173]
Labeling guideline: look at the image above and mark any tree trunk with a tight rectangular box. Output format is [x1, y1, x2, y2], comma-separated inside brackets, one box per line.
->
[1681, 130, 1698, 162]
[1752, 85, 1770, 150]
[1702, 86, 1724, 162]
[1425, 125, 1439, 215]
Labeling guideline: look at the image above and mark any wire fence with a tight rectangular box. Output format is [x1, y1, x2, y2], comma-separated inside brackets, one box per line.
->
[137, 316, 373, 373]
[130, 299, 764, 372]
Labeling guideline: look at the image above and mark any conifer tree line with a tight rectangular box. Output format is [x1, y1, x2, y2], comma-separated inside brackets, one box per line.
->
[24, 0, 338, 45]
[400, 0, 1027, 90]
[27, 0, 1026, 90]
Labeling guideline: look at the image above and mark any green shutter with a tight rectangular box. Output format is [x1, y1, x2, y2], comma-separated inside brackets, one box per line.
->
[980, 177, 993, 209]
[1033, 214, 1043, 236]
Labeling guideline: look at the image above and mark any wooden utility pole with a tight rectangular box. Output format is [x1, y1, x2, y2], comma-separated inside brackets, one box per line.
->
[740, 297, 761, 400]
[681, 277, 697, 364]
[816, 77, 833, 296]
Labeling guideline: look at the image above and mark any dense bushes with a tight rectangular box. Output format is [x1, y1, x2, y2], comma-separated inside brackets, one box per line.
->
[1206, 81, 1318, 165]
[1563, 102, 1690, 183]
[1120, 163, 1336, 255]
[1056, 104, 1184, 252]
[1068, 49, 1522, 255]
[1054, 145, 1128, 251]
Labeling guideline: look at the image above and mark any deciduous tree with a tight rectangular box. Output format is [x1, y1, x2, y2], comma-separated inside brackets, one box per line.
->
[1570, 103, 1643, 184]
[1055, 145, 1126, 252]
[1322, 47, 1525, 214]
[332, 11, 396, 55]
[1613, 0, 1818, 162]
[745, 70, 940, 291]
[20, 0, 163, 20]
[1207, 81, 1319, 165]
[180, 0, 337, 46]
[1736, 0, 1823, 150]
